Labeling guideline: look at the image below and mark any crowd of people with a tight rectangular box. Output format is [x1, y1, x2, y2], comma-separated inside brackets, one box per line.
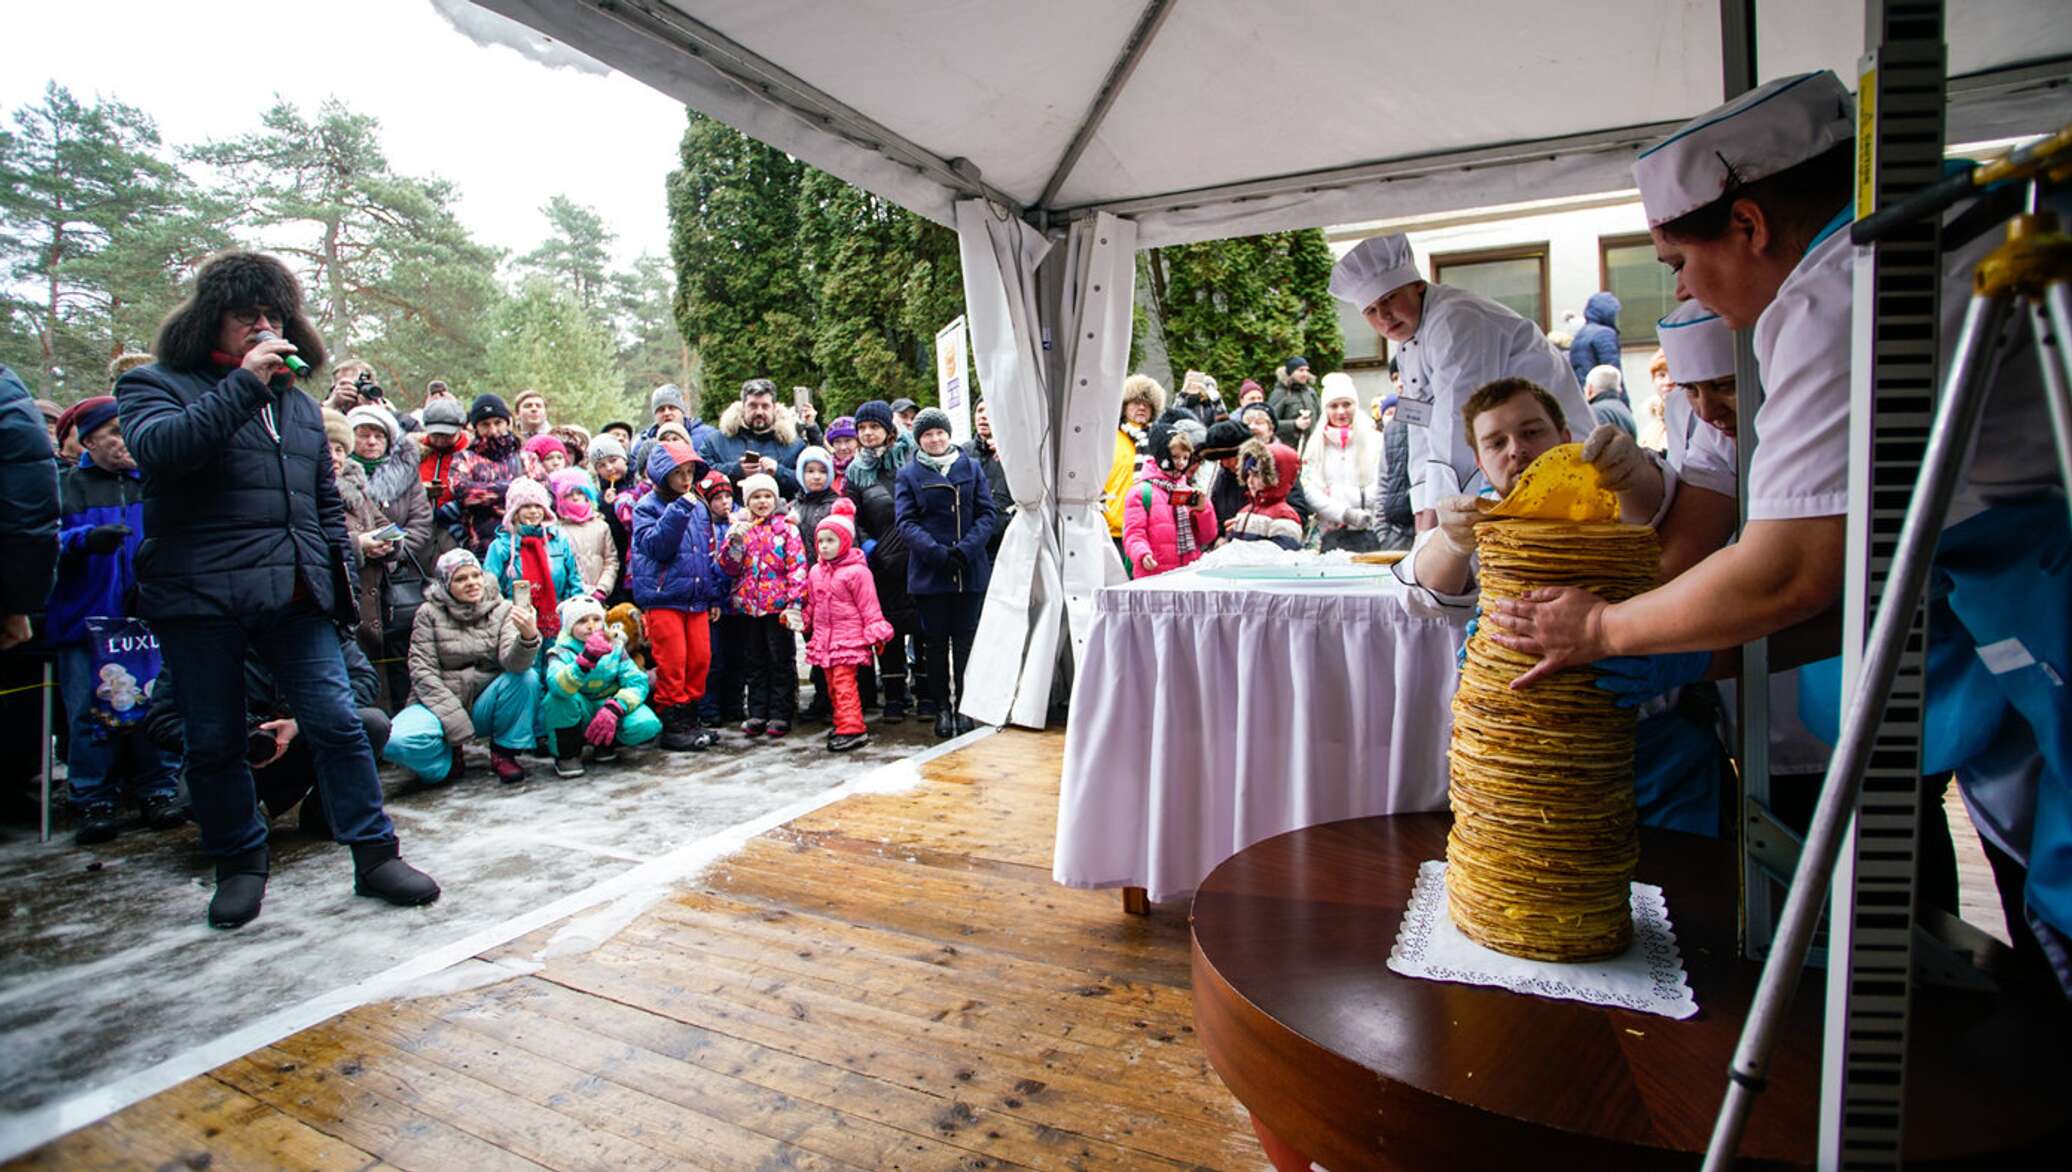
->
[0, 250, 1006, 930]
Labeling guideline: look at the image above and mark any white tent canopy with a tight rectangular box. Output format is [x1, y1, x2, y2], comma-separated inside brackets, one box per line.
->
[474, 0, 2072, 727]
[477, 0, 2068, 246]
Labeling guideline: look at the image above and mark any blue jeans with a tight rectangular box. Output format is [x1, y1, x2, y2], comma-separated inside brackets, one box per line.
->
[56, 642, 179, 809]
[153, 606, 394, 858]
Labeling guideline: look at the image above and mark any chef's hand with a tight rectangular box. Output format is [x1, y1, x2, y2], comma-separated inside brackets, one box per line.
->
[1483, 586, 1613, 689]
[1581, 424, 1652, 494]
[1434, 494, 1482, 557]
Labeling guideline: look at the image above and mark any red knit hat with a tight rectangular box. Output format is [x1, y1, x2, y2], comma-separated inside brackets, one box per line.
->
[815, 496, 859, 558]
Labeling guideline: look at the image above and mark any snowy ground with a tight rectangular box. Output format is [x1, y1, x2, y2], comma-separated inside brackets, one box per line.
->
[0, 714, 949, 1119]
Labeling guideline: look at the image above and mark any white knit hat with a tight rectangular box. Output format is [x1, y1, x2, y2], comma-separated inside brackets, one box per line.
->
[1634, 71, 1853, 228]
[1318, 371, 1359, 408]
[1329, 233, 1422, 308]
[557, 596, 606, 633]
[737, 472, 779, 503]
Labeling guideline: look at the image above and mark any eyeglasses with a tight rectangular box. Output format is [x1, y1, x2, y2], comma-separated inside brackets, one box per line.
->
[229, 306, 284, 328]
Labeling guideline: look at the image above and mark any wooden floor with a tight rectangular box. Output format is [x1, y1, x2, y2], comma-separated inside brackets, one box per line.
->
[12, 730, 1265, 1171]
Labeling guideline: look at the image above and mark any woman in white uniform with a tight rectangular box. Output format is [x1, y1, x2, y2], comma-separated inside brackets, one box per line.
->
[1487, 71, 2071, 990]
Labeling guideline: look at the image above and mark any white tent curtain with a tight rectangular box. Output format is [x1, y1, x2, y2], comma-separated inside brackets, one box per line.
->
[955, 206, 1136, 728]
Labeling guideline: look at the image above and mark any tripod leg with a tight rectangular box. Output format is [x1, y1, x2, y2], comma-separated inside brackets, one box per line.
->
[1702, 289, 2018, 1171]
[2038, 281, 2072, 526]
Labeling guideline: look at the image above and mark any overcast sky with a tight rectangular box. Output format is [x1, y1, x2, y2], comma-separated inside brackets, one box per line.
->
[0, 0, 687, 268]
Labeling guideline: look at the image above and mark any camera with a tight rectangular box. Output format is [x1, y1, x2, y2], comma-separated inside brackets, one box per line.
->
[354, 370, 385, 401]
[247, 725, 280, 766]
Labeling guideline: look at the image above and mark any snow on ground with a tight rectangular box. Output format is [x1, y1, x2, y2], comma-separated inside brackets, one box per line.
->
[0, 717, 948, 1118]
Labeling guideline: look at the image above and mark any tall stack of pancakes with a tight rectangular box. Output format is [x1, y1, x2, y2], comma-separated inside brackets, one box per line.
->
[1447, 504, 1661, 962]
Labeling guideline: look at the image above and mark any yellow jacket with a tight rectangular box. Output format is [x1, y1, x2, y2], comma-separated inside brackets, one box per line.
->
[1103, 428, 1139, 538]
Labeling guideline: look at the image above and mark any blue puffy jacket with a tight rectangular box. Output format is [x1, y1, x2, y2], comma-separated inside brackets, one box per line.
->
[1568, 291, 1622, 392]
[894, 452, 998, 596]
[0, 364, 58, 616]
[628, 441, 726, 611]
[48, 455, 147, 644]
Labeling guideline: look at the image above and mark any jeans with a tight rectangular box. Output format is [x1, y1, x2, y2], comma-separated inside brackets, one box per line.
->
[913, 593, 983, 712]
[383, 671, 536, 783]
[57, 642, 179, 809]
[153, 606, 394, 858]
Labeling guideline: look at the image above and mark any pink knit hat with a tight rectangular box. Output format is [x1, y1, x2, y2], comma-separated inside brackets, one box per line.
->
[523, 434, 569, 464]
[503, 477, 554, 529]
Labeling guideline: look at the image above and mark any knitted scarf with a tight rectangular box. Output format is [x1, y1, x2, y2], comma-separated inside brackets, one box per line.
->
[914, 447, 961, 475]
[517, 526, 560, 638]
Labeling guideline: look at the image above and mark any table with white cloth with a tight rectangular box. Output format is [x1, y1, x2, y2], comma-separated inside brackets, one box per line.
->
[1054, 547, 1468, 905]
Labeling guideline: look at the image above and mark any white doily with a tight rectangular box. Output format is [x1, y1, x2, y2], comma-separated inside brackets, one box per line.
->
[1386, 860, 1698, 1020]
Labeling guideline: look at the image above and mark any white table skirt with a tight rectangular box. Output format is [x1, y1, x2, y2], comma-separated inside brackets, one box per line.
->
[1055, 553, 1468, 902]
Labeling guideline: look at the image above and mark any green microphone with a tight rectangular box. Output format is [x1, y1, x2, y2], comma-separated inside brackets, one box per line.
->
[255, 330, 310, 375]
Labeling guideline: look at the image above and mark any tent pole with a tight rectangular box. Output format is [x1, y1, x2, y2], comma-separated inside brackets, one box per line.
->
[1035, 0, 1179, 210]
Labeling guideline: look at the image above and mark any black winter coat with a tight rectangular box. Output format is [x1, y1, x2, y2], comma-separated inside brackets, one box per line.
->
[1377, 419, 1414, 550]
[116, 362, 357, 626]
[0, 364, 58, 616]
[845, 478, 919, 634]
[961, 437, 1014, 559]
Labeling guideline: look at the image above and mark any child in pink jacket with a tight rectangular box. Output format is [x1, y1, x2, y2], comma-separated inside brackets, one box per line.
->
[718, 473, 807, 735]
[787, 498, 893, 752]
[1123, 419, 1217, 577]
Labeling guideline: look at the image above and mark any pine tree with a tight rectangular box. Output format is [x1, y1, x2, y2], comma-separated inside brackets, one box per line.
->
[519, 195, 613, 311]
[192, 98, 503, 380]
[667, 110, 812, 420]
[0, 83, 228, 399]
[485, 279, 634, 429]
[607, 252, 685, 400]
[1143, 228, 1344, 388]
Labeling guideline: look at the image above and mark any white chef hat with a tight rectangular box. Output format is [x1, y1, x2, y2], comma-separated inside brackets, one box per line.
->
[1634, 71, 1854, 228]
[1657, 300, 1736, 385]
[1329, 233, 1422, 308]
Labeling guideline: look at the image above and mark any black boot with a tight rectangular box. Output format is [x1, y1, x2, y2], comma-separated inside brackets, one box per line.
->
[879, 677, 908, 725]
[689, 708, 720, 749]
[74, 804, 120, 846]
[933, 710, 956, 739]
[829, 731, 870, 752]
[352, 840, 441, 907]
[660, 705, 709, 752]
[140, 793, 188, 831]
[553, 727, 587, 778]
[209, 845, 270, 929]
[954, 714, 976, 735]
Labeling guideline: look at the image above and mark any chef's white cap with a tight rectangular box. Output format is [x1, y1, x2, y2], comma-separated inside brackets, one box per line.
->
[1329, 233, 1422, 308]
[1635, 71, 1854, 228]
[1657, 300, 1736, 385]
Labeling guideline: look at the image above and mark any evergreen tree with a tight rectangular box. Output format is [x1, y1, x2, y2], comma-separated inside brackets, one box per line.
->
[667, 111, 812, 420]
[607, 252, 685, 400]
[519, 195, 613, 311]
[1142, 228, 1344, 388]
[484, 278, 634, 429]
[0, 83, 228, 399]
[192, 98, 503, 377]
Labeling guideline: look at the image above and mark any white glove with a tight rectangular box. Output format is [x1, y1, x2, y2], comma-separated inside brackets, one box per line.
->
[1435, 494, 1482, 557]
[1580, 424, 1652, 495]
[1342, 507, 1372, 529]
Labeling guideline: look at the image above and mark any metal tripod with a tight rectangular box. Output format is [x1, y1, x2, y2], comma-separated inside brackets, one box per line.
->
[1702, 188, 2072, 1169]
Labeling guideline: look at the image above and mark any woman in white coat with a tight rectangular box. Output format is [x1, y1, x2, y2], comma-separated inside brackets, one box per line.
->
[1298, 372, 1383, 553]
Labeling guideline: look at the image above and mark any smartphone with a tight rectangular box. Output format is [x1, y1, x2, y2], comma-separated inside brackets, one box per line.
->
[370, 522, 405, 543]
[793, 387, 812, 410]
[743, 450, 762, 465]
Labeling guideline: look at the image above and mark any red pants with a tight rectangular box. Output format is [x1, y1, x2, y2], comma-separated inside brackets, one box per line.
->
[645, 608, 711, 708]
[827, 664, 866, 735]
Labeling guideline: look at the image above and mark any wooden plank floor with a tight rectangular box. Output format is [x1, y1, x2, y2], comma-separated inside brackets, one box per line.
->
[11, 730, 1265, 1171]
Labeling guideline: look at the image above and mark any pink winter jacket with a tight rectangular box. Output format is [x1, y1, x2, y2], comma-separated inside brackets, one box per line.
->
[801, 547, 895, 667]
[718, 512, 807, 616]
[1122, 468, 1218, 577]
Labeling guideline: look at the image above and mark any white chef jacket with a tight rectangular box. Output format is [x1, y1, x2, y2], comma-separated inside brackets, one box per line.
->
[1747, 210, 2060, 524]
[1395, 282, 1595, 514]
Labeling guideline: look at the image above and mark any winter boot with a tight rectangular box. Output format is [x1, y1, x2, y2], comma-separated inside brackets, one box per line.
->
[879, 677, 908, 725]
[208, 845, 270, 929]
[954, 714, 977, 735]
[490, 743, 528, 784]
[765, 719, 790, 737]
[661, 705, 711, 752]
[352, 840, 441, 907]
[592, 739, 619, 765]
[829, 731, 870, 752]
[740, 716, 767, 737]
[553, 728, 587, 778]
[74, 804, 121, 846]
[689, 710, 721, 750]
[140, 793, 188, 831]
[933, 710, 956, 739]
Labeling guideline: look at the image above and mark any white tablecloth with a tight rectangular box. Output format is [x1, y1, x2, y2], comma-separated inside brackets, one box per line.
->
[1054, 547, 1468, 902]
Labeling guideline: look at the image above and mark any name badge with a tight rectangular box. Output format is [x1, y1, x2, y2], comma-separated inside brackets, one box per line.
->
[1396, 396, 1434, 428]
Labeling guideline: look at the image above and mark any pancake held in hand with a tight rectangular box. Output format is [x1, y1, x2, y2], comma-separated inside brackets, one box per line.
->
[1479, 443, 1620, 523]
[1445, 491, 1661, 962]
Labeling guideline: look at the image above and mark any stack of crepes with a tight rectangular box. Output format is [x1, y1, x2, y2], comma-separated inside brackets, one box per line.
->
[1447, 444, 1661, 962]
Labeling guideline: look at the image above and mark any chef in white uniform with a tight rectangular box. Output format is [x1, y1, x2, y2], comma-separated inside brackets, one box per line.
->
[1329, 233, 1595, 521]
[1487, 70, 2071, 989]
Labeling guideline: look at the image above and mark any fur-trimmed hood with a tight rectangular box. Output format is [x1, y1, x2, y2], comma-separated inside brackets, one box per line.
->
[1237, 437, 1300, 508]
[717, 400, 800, 445]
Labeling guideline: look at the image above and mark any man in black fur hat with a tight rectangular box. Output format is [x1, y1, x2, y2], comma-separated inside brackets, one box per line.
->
[115, 251, 439, 929]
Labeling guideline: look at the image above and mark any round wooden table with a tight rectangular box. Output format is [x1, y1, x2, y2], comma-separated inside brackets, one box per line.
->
[1190, 813, 2072, 1171]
